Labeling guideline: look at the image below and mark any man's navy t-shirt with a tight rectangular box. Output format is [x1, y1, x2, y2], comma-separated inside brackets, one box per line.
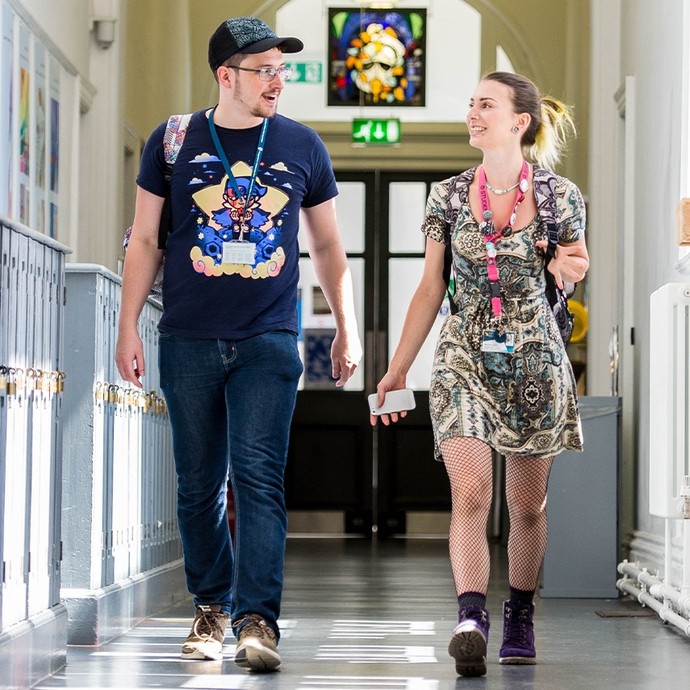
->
[136, 110, 338, 340]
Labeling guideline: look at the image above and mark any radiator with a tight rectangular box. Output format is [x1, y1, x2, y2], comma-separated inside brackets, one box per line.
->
[649, 283, 690, 518]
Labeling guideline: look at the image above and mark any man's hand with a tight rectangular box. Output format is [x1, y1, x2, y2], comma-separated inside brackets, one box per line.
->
[331, 329, 363, 387]
[115, 328, 146, 388]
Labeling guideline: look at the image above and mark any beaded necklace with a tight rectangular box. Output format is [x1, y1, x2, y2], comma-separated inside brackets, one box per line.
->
[477, 161, 530, 320]
[485, 180, 520, 195]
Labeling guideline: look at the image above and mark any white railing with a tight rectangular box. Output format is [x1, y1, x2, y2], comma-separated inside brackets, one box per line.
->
[0, 216, 70, 687]
[60, 265, 184, 645]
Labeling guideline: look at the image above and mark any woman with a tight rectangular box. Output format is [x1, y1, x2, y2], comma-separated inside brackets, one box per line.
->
[371, 72, 589, 677]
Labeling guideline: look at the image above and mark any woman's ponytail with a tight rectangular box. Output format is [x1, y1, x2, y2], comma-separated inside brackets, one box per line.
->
[530, 97, 576, 170]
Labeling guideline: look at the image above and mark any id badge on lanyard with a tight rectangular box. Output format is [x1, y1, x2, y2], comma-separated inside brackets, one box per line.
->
[208, 108, 268, 266]
[222, 239, 256, 265]
[481, 329, 516, 353]
[477, 162, 529, 354]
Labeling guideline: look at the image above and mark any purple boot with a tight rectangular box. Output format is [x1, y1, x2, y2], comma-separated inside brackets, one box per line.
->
[499, 600, 537, 664]
[448, 606, 490, 677]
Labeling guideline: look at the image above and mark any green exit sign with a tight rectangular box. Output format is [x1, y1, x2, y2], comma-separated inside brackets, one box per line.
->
[285, 61, 322, 83]
[352, 118, 401, 145]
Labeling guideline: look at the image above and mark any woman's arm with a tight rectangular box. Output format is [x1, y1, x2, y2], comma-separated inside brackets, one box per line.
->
[372, 237, 448, 426]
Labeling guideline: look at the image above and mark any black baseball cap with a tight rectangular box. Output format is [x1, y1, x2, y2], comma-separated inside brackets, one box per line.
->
[208, 17, 304, 71]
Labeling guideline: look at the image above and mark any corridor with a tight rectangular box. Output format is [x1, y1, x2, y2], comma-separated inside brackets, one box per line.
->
[34, 537, 690, 690]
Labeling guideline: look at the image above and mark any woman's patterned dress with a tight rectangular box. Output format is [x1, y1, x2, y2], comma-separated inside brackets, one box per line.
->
[422, 166, 586, 461]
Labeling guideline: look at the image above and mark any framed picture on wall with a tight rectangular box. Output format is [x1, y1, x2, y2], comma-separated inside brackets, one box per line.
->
[18, 21, 30, 225]
[327, 8, 426, 107]
[0, 1, 61, 235]
[1, 1, 13, 217]
[49, 56, 60, 238]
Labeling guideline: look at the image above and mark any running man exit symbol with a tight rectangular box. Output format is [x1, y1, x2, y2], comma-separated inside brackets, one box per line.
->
[351, 118, 401, 145]
[285, 62, 323, 83]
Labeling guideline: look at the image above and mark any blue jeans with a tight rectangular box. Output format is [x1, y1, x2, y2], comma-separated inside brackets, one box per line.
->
[159, 331, 303, 637]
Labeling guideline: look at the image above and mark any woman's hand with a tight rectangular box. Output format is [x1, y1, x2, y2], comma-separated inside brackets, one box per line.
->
[536, 238, 589, 289]
[370, 372, 408, 427]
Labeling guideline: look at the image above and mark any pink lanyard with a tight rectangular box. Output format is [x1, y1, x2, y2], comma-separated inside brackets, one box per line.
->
[477, 161, 530, 319]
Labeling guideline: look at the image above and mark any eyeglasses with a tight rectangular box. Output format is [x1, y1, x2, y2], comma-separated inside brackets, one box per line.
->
[229, 66, 293, 82]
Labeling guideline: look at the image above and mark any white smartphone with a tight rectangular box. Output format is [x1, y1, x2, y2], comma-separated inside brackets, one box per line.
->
[368, 388, 416, 416]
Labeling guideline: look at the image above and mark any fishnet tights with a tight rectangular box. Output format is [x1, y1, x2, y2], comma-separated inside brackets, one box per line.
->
[441, 437, 553, 596]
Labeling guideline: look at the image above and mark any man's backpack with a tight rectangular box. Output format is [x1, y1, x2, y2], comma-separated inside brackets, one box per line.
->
[123, 112, 193, 300]
[443, 166, 575, 344]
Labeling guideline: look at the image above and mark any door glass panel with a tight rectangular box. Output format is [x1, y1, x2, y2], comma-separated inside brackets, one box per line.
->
[335, 181, 366, 253]
[388, 258, 451, 390]
[297, 256, 364, 391]
[388, 182, 427, 253]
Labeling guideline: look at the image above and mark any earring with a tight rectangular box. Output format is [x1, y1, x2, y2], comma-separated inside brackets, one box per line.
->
[512, 126, 520, 133]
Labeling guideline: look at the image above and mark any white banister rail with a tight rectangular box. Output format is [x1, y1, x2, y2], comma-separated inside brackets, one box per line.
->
[60, 265, 185, 645]
[0, 216, 71, 688]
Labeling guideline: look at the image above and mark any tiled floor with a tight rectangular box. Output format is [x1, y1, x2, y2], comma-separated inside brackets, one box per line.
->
[37, 537, 690, 689]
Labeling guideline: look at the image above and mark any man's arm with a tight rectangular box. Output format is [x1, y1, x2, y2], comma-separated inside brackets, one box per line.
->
[300, 198, 362, 387]
[114, 187, 165, 388]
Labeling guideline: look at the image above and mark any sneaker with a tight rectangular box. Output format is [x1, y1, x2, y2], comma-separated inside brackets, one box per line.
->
[181, 605, 229, 660]
[448, 606, 490, 677]
[233, 614, 281, 672]
[499, 600, 537, 664]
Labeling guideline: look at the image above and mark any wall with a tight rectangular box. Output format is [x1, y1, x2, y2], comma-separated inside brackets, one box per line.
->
[123, 0, 192, 143]
[619, 0, 690, 572]
[123, 0, 265, 143]
[13, 0, 91, 74]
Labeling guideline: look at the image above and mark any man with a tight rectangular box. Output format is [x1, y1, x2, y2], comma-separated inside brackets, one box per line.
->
[115, 16, 362, 672]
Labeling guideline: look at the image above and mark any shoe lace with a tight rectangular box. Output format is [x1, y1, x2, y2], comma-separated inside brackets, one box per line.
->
[503, 606, 529, 645]
[459, 606, 488, 625]
[233, 614, 276, 642]
[192, 608, 225, 640]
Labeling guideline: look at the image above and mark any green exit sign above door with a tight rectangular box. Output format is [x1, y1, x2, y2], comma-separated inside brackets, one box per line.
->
[351, 118, 401, 145]
[285, 61, 322, 83]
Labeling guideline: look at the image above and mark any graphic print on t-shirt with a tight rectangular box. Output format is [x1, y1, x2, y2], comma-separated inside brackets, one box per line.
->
[190, 158, 289, 279]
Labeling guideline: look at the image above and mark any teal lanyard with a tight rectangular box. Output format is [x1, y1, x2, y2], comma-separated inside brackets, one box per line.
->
[207, 107, 269, 235]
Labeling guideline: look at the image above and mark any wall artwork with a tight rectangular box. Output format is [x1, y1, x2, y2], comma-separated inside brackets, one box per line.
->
[1, 1, 13, 217]
[0, 0, 61, 235]
[34, 43, 46, 234]
[327, 8, 426, 107]
[49, 56, 59, 238]
[18, 22, 30, 225]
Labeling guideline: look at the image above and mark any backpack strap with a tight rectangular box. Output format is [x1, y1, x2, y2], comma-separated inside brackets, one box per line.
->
[163, 113, 193, 166]
[157, 113, 193, 249]
[533, 166, 575, 342]
[533, 166, 576, 299]
[532, 166, 559, 264]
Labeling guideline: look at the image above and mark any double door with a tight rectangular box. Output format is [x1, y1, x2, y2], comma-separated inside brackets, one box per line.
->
[286, 170, 456, 537]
